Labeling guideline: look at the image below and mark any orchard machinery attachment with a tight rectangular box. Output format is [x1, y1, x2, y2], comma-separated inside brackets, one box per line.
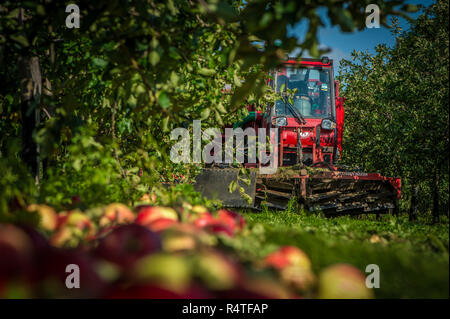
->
[193, 57, 401, 216]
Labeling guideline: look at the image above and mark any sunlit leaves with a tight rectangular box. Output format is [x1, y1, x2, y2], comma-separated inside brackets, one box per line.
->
[0, 0, 417, 209]
[149, 51, 160, 66]
[157, 91, 171, 109]
[338, 1, 448, 215]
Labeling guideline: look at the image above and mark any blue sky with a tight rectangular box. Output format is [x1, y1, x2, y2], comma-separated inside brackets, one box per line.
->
[288, 0, 434, 71]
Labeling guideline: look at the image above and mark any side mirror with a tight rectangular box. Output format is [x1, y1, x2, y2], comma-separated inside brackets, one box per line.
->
[272, 116, 287, 126]
[321, 119, 337, 130]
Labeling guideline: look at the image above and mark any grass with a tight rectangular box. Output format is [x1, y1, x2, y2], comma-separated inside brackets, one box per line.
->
[223, 208, 449, 298]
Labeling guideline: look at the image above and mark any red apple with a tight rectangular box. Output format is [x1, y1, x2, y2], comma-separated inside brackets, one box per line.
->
[66, 211, 94, 230]
[94, 224, 161, 269]
[135, 206, 178, 226]
[192, 213, 216, 228]
[49, 227, 74, 247]
[99, 203, 135, 227]
[27, 204, 58, 231]
[0, 224, 33, 279]
[93, 225, 117, 242]
[146, 218, 178, 232]
[56, 211, 69, 228]
[183, 204, 213, 224]
[56, 210, 94, 233]
[264, 246, 311, 270]
[18, 225, 50, 254]
[217, 209, 246, 231]
[318, 264, 374, 299]
[203, 222, 234, 237]
[50, 211, 96, 247]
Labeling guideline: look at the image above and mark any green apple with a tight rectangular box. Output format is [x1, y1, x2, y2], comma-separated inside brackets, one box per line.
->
[133, 253, 191, 293]
[318, 264, 374, 299]
[27, 204, 57, 231]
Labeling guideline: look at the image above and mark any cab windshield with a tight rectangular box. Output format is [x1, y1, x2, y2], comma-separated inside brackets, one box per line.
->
[273, 66, 332, 119]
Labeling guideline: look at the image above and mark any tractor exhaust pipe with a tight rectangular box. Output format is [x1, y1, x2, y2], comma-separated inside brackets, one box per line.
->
[297, 127, 303, 165]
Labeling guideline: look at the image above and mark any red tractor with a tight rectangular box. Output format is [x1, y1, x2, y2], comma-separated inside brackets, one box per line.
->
[194, 57, 401, 215]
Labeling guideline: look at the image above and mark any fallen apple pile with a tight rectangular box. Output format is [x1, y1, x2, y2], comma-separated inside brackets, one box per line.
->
[0, 200, 374, 299]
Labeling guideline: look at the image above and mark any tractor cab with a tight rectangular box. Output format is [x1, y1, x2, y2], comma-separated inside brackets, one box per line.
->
[262, 57, 343, 166]
[272, 63, 332, 119]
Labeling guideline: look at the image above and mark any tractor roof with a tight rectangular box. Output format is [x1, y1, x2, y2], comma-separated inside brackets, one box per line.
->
[283, 57, 333, 68]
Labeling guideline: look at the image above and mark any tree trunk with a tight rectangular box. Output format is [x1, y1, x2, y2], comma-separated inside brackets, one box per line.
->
[18, 8, 42, 184]
[409, 180, 418, 222]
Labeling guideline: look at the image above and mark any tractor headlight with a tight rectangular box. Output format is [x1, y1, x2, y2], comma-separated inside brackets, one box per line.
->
[272, 116, 287, 126]
[321, 119, 336, 130]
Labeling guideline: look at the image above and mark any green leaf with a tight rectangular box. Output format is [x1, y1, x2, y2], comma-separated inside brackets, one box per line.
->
[151, 37, 159, 49]
[228, 180, 237, 193]
[209, 1, 238, 22]
[92, 58, 108, 68]
[149, 51, 160, 66]
[10, 35, 29, 47]
[73, 158, 82, 171]
[162, 117, 170, 132]
[36, 5, 45, 15]
[215, 110, 223, 126]
[233, 73, 242, 87]
[170, 72, 179, 86]
[216, 102, 227, 114]
[199, 68, 215, 77]
[167, 0, 179, 15]
[158, 91, 170, 109]
[200, 108, 211, 120]
[259, 12, 273, 28]
[240, 178, 251, 186]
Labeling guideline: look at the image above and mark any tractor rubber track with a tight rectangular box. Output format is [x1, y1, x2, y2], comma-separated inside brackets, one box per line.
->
[255, 174, 397, 216]
[195, 167, 399, 216]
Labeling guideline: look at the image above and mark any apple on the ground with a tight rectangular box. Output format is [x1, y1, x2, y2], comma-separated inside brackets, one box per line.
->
[217, 209, 245, 231]
[318, 263, 374, 299]
[0, 224, 33, 278]
[146, 218, 178, 232]
[264, 246, 311, 270]
[99, 203, 135, 227]
[203, 222, 234, 237]
[133, 253, 191, 293]
[135, 206, 178, 226]
[193, 251, 242, 291]
[95, 224, 161, 269]
[27, 204, 58, 231]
